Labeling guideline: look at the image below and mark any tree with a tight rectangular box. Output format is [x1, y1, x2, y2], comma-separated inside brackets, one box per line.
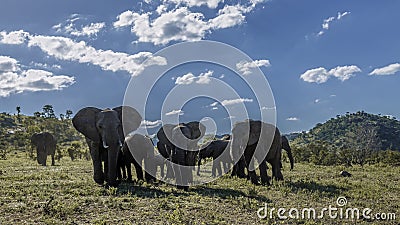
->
[16, 106, 21, 123]
[65, 110, 73, 119]
[42, 105, 56, 119]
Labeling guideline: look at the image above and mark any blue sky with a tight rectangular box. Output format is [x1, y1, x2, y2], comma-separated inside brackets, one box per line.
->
[1, 0, 400, 134]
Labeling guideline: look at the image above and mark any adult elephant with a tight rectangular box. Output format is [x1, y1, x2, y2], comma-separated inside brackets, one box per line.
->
[157, 122, 205, 190]
[197, 139, 231, 177]
[230, 120, 281, 185]
[31, 132, 56, 166]
[72, 106, 141, 187]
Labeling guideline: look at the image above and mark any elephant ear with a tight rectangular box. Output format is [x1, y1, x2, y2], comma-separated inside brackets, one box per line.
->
[113, 106, 142, 136]
[72, 107, 101, 142]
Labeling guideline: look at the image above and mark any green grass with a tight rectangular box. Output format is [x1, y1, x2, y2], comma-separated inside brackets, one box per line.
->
[0, 151, 399, 224]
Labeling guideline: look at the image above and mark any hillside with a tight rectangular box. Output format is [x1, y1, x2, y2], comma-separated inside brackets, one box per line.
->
[294, 111, 400, 151]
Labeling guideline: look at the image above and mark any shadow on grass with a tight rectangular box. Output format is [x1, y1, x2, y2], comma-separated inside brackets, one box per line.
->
[286, 180, 347, 197]
[112, 180, 270, 202]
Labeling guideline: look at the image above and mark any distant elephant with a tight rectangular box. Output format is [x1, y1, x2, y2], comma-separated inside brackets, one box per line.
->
[121, 134, 158, 182]
[197, 139, 231, 177]
[230, 120, 281, 185]
[31, 132, 56, 166]
[157, 122, 206, 190]
[72, 106, 141, 187]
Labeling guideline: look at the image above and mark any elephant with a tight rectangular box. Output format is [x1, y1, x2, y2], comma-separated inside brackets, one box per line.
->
[157, 122, 206, 190]
[31, 132, 56, 166]
[121, 134, 158, 182]
[197, 139, 231, 177]
[72, 106, 141, 187]
[279, 135, 294, 171]
[230, 120, 281, 185]
[156, 124, 176, 179]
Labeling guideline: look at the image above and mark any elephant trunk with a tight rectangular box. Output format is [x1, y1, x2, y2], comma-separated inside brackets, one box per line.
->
[107, 146, 120, 187]
[286, 147, 294, 170]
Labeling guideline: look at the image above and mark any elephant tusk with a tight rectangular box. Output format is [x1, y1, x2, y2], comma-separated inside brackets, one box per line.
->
[102, 140, 109, 149]
[119, 140, 123, 147]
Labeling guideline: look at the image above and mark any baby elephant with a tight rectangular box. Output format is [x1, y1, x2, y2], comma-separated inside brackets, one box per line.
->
[197, 139, 231, 177]
[31, 132, 56, 166]
[121, 134, 164, 182]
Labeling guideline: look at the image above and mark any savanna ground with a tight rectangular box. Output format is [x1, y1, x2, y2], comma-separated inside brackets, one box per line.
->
[0, 151, 399, 225]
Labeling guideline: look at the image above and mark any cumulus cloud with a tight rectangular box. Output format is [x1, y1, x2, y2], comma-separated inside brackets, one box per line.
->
[1, 30, 166, 76]
[317, 11, 350, 36]
[369, 63, 400, 76]
[300, 65, 361, 84]
[286, 117, 299, 121]
[236, 59, 270, 75]
[53, 15, 105, 37]
[0, 56, 75, 97]
[175, 70, 213, 85]
[168, 0, 223, 9]
[141, 119, 162, 128]
[114, 1, 264, 45]
[26, 34, 166, 76]
[211, 98, 253, 107]
[0, 30, 29, 44]
[165, 109, 184, 116]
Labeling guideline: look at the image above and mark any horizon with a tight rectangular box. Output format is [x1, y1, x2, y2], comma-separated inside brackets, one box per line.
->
[1, 0, 400, 134]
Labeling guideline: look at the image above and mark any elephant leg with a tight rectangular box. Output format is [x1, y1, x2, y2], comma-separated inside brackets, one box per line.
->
[197, 158, 202, 176]
[88, 142, 104, 185]
[133, 159, 144, 181]
[160, 163, 165, 178]
[246, 157, 259, 185]
[272, 161, 284, 181]
[223, 162, 230, 174]
[126, 163, 132, 181]
[259, 160, 270, 185]
[51, 154, 55, 166]
[172, 148, 188, 190]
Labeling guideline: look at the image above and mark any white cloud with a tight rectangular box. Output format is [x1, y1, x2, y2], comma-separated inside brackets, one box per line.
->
[329, 65, 361, 81]
[141, 119, 162, 128]
[211, 107, 218, 110]
[300, 65, 361, 83]
[30, 62, 62, 70]
[0, 30, 29, 44]
[114, 2, 264, 45]
[167, 0, 223, 9]
[165, 109, 184, 116]
[261, 106, 276, 110]
[175, 73, 196, 85]
[0, 56, 75, 97]
[26, 34, 166, 76]
[369, 63, 400, 76]
[317, 11, 350, 36]
[175, 70, 213, 85]
[70, 22, 106, 37]
[236, 59, 271, 75]
[1, 30, 167, 76]
[219, 74, 225, 79]
[53, 15, 105, 37]
[286, 117, 299, 121]
[314, 99, 321, 103]
[300, 67, 330, 84]
[211, 98, 253, 107]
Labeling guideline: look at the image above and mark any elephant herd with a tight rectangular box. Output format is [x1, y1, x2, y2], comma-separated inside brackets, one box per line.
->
[31, 106, 294, 191]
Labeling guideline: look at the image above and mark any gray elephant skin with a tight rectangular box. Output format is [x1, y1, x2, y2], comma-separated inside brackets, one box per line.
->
[31, 132, 56, 166]
[197, 138, 231, 177]
[121, 134, 164, 182]
[157, 121, 205, 190]
[230, 120, 282, 185]
[72, 106, 141, 187]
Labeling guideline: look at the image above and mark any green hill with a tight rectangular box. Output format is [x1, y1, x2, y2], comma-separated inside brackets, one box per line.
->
[294, 111, 400, 151]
